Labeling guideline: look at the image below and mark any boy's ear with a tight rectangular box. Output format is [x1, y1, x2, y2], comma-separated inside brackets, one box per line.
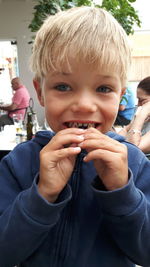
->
[33, 79, 44, 107]
[121, 87, 126, 97]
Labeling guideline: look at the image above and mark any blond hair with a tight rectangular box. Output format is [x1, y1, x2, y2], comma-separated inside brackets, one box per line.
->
[30, 6, 131, 87]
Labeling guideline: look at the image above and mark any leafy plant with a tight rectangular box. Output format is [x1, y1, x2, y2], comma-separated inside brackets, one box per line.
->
[100, 0, 141, 35]
[29, 0, 141, 35]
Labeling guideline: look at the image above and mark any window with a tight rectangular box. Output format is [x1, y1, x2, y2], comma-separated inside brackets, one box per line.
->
[0, 40, 19, 104]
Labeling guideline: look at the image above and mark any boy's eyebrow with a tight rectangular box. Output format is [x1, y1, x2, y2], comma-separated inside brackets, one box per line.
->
[96, 75, 119, 82]
[96, 74, 118, 79]
[51, 71, 71, 76]
[50, 70, 119, 83]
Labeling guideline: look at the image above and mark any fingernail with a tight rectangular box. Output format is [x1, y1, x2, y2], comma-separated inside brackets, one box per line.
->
[77, 135, 84, 140]
[77, 128, 86, 132]
[83, 156, 87, 161]
[73, 147, 81, 152]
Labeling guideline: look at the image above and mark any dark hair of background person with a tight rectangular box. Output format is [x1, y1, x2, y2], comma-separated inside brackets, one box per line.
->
[137, 76, 150, 93]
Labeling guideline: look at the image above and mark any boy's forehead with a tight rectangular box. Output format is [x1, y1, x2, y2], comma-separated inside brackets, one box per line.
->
[48, 56, 118, 77]
[46, 62, 122, 86]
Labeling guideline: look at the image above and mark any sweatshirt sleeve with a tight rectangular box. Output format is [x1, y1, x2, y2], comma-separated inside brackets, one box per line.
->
[92, 156, 150, 266]
[0, 154, 72, 266]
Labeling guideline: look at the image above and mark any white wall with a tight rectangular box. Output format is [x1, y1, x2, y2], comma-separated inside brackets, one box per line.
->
[0, 0, 44, 125]
[132, 0, 150, 31]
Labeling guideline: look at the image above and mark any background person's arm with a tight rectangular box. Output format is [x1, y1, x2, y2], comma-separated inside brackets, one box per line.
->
[0, 102, 18, 111]
[117, 124, 130, 137]
[125, 103, 150, 147]
[119, 104, 126, 111]
[117, 102, 150, 151]
[138, 131, 150, 153]
[126, 112, 144, 147]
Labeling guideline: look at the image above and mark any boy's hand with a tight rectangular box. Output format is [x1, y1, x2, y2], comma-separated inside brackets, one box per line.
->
[79, 128, 128, 191]
[38, 128, 85, 202]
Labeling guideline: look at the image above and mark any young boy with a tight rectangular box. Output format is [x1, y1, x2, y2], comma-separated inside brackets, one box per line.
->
[0, 6, 150, 267]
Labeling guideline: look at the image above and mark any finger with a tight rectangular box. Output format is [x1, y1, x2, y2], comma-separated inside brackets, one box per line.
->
[83, 130, 119, 145]
[83, 148, 127, 163]
[50, 146, 82, 162]
[83, 127, 101, 135]
[57, 128, 86, 136]
[46, 132, 85, 151]
[79, 138, 126, 154]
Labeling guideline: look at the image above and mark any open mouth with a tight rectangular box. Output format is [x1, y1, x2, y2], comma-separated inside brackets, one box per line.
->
[64, 122, 100, 129]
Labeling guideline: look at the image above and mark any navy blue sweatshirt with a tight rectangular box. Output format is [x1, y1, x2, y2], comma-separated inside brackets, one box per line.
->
[0, 130, 150, 267]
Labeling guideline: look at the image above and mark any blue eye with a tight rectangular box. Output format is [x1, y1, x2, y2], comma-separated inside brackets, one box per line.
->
[96, 86, 111, 93]
[54, 84, 71, 92]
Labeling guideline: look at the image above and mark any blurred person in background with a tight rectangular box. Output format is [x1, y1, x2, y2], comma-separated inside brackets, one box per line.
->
[0, 77, 30, 127]
[118, 76, 150, 154]
[114, 87, 136, 127]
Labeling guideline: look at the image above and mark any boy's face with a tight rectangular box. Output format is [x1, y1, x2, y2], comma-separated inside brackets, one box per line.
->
[34, 60, 125, 133]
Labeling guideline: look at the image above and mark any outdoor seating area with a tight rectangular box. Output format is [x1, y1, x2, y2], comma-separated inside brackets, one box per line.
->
[0, 1, 150, 267]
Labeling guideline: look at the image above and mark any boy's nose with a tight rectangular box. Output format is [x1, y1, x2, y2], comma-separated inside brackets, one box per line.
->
[71, 94, 97, 113]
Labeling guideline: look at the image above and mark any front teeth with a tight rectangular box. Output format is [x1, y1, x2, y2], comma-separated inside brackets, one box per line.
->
[68, 122, 95, 129]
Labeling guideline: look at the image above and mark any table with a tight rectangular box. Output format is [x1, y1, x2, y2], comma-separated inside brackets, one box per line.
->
[0, 125, 26, 160]
[0, 140, 16, 151]
[0, 135, 16, 160]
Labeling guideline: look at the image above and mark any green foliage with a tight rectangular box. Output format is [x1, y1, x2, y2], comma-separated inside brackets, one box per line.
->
[100, 0, 141, 35]
[28, 0, 141, 35]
